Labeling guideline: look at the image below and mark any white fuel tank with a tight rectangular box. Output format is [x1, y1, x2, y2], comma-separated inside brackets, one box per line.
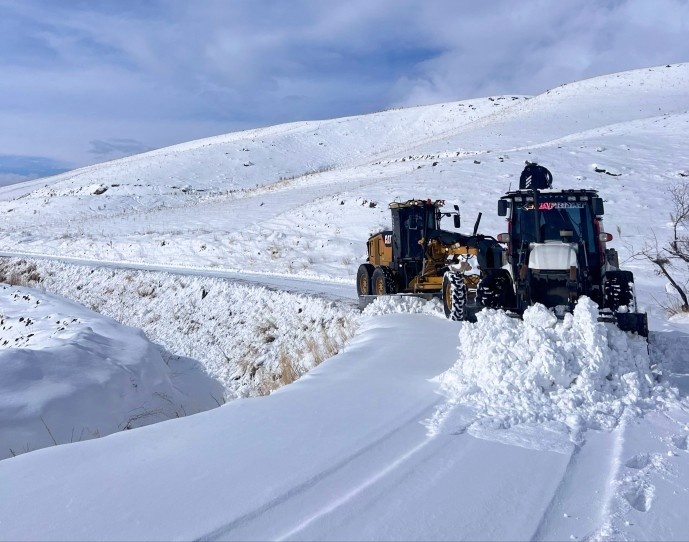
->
[528, 242, 578, 271]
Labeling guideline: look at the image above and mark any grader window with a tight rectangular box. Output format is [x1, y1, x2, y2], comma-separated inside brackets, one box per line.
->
[406, 214, 422, 230]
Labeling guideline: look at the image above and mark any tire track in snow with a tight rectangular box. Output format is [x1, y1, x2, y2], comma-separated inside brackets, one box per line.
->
[196, 404, 442, 541]
[274, 438, 433, 541]
[529, 419, 627, 541]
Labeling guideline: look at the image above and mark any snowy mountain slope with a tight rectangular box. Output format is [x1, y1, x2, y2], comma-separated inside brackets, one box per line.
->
[0, 64, 687, 312]
[1, 63, 689, 540]
[401, 63, 689, 155]
[0, 94, 512, 220]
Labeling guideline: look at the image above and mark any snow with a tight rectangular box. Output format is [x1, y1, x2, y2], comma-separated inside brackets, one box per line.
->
[0, 257, 358, 459]
[1, 63, 689, 540]
[427, 299, 671, 449]
[0, 285, 200, 461]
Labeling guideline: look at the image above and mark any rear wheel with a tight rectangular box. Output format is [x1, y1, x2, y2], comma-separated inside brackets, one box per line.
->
[372, 266, 397, 295]
[356, 264, 375, 296]
[604, 270, 635, 311]
[443, 271, 467, 321]
[477, 269, 514, 309]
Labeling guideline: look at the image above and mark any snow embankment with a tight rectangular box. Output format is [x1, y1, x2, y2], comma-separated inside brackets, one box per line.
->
[1, 257, 359, 398]
[0, 285, 195, 461]
[0, 257, 359, 459]
[428, 298, 676, 447]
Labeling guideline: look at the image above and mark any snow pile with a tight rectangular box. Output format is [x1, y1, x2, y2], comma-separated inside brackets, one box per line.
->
[0, 285, 195, 460]
[431, 298, 672, 440]
[363, 295, 444, 317]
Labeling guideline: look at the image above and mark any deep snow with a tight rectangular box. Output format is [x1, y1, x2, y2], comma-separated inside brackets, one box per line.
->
[1, 63, 689, 540]
[0, 284, 209, 461]
[1, 310, 688, 541]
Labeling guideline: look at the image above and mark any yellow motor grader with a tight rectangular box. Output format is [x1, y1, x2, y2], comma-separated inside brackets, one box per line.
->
[357, 199, 504, 320]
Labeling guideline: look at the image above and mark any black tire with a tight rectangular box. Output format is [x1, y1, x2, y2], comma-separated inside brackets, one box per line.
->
[372, 266, 397, 295]
[604, 270, 635, 312]
[477, 269, 514, 309]
[356, 264, 375, 296]
[443, 271, 467, 321]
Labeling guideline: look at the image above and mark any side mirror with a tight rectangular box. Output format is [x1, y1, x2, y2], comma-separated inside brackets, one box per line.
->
[497, 233, 509, 243]
[453, 214, 461, 229]
[498, 199, 508, 217]
[593, 197, 604, 216]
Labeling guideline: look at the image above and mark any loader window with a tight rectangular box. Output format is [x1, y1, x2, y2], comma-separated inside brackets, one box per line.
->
[513, 204, 538, 244]
[513, 202, 597, 254]
[543, 207, 595, 250]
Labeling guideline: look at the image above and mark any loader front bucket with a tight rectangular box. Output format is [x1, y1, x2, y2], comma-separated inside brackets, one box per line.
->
[614, 312, 649, 338]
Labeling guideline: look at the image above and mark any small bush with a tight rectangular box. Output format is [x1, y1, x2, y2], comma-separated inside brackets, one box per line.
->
[136, 285, 156, 298]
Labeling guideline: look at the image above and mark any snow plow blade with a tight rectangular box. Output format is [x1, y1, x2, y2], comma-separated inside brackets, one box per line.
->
[611, 311, 649, 337]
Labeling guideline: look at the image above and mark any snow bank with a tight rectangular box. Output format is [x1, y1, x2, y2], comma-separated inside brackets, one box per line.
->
[363, 295, 445, 317]
[429, 298, 674, 443]
[0, 285, 193, 460]
[0, 257, 359, 399]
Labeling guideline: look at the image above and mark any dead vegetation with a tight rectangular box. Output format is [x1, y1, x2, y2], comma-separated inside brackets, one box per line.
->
[632, 182, 689, 313]
[0, 259, 43, 287]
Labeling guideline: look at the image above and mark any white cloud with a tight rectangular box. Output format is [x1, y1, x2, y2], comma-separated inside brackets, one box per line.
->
[1, 0, 688, 170]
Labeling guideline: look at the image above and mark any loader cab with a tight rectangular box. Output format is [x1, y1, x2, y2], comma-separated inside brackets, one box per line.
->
[499, 190, 605, 261]
[498, 189, 608, 309]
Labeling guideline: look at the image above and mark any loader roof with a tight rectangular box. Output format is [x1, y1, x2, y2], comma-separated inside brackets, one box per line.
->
[501, 188, 599, 199]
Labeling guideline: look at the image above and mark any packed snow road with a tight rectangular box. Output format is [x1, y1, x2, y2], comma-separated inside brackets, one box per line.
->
[0, 250, 357, 306]
[2, 309, 687, 541]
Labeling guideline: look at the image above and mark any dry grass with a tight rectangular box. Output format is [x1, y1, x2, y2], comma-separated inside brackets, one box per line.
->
[279, 349, 299, 386]
[0, 259, 43, 287]
[304, 327, 340, 367]
[256, 368, 279, 396]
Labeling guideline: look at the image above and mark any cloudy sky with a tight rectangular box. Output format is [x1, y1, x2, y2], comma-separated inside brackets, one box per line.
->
[1, 0, 688, 183]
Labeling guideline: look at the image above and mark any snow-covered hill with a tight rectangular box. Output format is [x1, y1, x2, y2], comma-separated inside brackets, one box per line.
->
[1, 63, 689, 540]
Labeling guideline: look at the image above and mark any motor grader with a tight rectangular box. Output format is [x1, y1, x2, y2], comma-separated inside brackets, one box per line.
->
[356, 199, 503, 320]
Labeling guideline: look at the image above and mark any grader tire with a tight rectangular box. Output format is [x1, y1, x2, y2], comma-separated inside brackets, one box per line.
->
[356, 264, 375, 296]
[443, 272, 467, 321]
[477, 269, 514, 310]
[372, 266, 397, 295]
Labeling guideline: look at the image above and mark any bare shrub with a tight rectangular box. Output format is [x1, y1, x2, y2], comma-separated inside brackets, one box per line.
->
[632, 182, 689, 313]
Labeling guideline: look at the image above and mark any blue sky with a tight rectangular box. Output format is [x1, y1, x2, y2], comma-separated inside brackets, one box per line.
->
[1, 0, 688, 184]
